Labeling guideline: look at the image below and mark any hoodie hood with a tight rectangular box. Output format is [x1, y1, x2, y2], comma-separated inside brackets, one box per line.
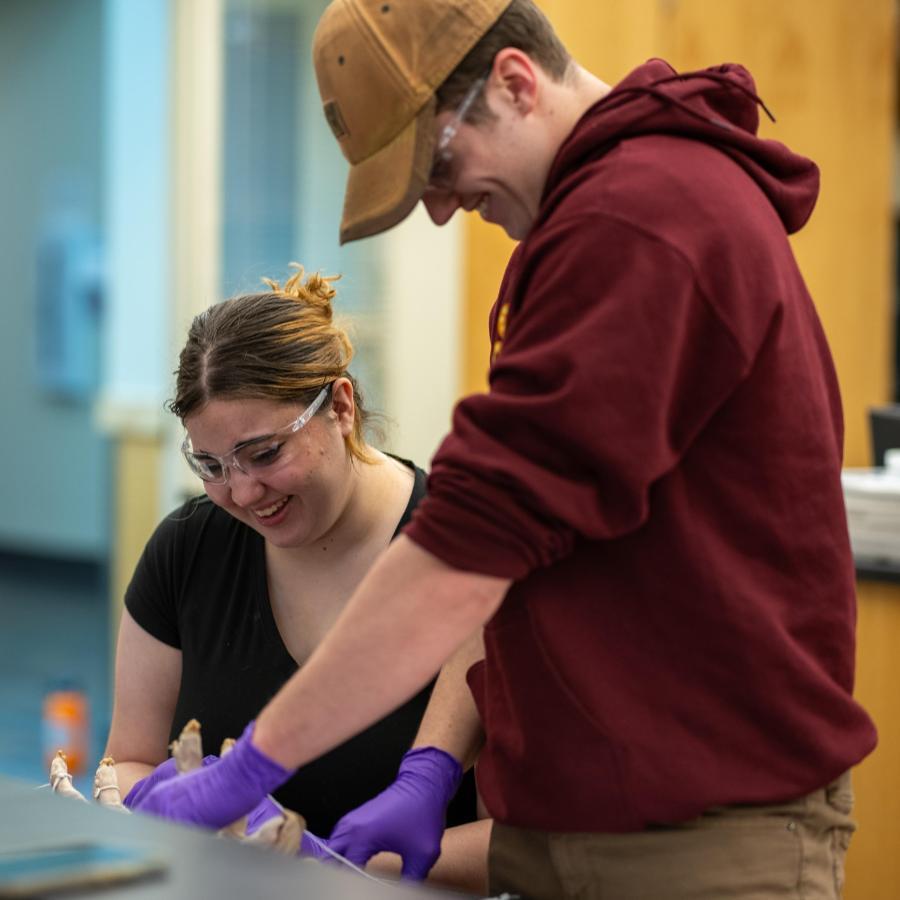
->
[544, 59, 819, 234]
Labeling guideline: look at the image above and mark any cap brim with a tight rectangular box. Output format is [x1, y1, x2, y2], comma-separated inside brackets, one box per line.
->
[339, 97, 436, 244]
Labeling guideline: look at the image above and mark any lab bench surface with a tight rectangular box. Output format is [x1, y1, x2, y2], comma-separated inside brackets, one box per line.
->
[0, 775, 473, 900]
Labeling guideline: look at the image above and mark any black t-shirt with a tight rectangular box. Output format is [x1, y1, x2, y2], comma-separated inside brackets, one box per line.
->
[125, 461, 476, 835]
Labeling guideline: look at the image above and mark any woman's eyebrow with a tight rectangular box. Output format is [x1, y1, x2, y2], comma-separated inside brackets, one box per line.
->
[190, 429, 277, 457]
[231, 430, 278, 453]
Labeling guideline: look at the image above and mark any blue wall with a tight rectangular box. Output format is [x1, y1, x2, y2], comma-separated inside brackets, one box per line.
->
[0, 0, 110, 559]
[0, 0, 111, 789]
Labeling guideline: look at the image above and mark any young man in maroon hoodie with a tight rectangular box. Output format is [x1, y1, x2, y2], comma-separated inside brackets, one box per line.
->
[136, 2, 877, 896]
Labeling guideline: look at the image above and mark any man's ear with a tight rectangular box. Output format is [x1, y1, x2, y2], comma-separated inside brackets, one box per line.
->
[491, 47, 540, 116]
[330, 377, 355, 438]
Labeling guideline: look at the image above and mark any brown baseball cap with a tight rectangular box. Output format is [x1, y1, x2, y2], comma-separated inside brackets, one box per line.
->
[313, 0, 512, 244]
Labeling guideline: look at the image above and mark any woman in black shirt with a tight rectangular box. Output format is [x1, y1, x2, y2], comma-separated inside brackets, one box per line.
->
[104, 267, 483, 891]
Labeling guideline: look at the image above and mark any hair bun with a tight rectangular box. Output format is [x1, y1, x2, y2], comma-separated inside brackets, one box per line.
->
[261, 263, 339, 317]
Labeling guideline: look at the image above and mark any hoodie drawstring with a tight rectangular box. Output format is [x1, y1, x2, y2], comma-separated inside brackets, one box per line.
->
[596, 68, 777, 134]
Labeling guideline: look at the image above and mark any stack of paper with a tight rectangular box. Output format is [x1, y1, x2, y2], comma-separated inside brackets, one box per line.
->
[841, 467, 900, 563]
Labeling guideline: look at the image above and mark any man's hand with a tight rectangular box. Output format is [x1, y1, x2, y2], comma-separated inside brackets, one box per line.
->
[123, 755, 218, 810]
[299, 830, 333, 860]
[137, 722, 292, 829]
[328, 747, 462, 879]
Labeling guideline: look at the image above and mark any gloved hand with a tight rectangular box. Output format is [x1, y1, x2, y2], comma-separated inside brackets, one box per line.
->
[244, 796, 331, 860]
[123, 755, 218, 810]
[244, 794, 283, 836]
[328, 746, 462, 879]
[299, 829, 333, 861]
[137, 721, 292, 829]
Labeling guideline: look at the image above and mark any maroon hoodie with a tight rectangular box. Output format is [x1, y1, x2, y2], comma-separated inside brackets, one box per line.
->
[405, 59, 877, 831]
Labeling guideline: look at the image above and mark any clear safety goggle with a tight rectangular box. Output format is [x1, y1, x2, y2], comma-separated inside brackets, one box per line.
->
[181, 384, 332, 484]
[428, 72, 489, 191]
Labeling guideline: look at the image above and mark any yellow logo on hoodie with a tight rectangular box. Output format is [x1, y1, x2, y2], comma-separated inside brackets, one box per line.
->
[491, 302, 511, 364]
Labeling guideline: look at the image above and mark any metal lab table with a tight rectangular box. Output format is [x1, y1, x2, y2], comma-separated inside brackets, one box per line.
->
[0, 776, 473, 899]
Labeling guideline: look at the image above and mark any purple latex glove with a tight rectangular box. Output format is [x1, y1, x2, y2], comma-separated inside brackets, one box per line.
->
[328, 746, 462, 880]
[244, 795, 284, 836]
[244, 796, 331, 860]
[299, 830, 333, 861]
[123, 755, 218, 810]
[137, 721, 292, 829]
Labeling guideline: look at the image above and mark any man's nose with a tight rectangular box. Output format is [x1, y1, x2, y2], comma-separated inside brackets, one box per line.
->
[422, 188, 460, 226]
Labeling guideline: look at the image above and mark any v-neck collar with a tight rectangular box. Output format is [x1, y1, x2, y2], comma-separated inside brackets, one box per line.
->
[253, 458, 425, 666]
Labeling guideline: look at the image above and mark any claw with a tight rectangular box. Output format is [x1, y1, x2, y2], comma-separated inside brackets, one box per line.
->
[93, 757, 130, 813]
[49, 751, 88, 803]
[171, 719, 203, 774]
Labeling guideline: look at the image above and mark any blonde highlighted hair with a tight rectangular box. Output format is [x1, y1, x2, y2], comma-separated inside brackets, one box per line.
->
[168, 264, 375, 464]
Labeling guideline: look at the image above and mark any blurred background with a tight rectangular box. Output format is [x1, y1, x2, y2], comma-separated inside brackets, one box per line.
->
[0, 1, 896, 897]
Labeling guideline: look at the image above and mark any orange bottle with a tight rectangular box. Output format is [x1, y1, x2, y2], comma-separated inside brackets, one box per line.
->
[42, 685, 89, 775]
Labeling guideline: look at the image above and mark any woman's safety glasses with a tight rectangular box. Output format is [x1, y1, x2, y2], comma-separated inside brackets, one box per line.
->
[181, 384, 332, 484]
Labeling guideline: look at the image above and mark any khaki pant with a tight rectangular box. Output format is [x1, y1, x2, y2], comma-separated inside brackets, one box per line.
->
[488, 773, 855, 900]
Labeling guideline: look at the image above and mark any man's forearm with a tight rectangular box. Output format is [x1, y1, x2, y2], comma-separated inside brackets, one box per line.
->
[254, 536, 509, 769]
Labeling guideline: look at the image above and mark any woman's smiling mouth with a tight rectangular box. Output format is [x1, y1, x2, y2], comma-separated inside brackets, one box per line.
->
[253, 496, 291, 521]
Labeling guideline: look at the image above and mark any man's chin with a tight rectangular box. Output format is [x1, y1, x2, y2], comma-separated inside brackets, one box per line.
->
[495, 209, 531, 241]
[502, 222, 527, 241]
[476, 202, 528, 241]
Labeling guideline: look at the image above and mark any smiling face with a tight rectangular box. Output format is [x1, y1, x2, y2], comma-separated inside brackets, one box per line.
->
[423, 114, 538, 239]
[183, 382, 357, 550]
[421, 49, 559, 241]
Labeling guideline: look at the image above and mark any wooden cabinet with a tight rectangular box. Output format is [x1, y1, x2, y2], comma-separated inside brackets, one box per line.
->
[847, 579, 900, 900]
